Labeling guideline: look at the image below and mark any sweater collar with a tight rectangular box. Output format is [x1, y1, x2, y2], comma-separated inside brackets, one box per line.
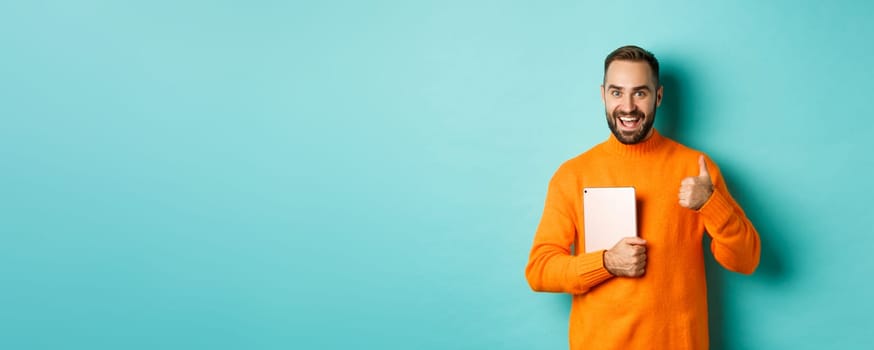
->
[603, 128, 666, 156]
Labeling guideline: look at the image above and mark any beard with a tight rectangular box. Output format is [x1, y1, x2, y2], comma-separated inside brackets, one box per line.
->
[606, 107, 656, 145]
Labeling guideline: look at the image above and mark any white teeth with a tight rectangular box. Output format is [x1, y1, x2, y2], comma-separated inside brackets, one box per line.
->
[620, 117, 639, 122]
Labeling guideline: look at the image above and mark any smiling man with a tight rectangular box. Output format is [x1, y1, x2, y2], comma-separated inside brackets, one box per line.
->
[525, 45, 761, 349]
[604, 58, 658, 144]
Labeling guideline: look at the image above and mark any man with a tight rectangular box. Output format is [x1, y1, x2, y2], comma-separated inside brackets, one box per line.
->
[525, 45, 761, 349]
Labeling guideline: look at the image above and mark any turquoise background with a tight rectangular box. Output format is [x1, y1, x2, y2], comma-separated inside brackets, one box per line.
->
[2, 1, 872, 349]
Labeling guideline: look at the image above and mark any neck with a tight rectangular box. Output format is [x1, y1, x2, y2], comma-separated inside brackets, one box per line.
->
[604, 128, 665, 157]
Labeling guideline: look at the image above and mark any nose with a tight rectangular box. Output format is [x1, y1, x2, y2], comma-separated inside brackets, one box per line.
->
[621, 95, 637, 113]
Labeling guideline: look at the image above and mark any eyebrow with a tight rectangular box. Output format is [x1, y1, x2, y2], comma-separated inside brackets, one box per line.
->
[607, 84, 652, 92]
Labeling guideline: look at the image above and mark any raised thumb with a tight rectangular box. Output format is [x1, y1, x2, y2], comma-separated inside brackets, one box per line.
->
[698, 155, 710, 178]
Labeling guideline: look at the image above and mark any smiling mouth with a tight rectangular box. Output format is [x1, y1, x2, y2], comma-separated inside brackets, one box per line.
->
[618, 115, 642, 129]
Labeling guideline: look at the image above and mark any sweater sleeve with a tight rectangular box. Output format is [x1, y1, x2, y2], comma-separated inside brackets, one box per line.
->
[697, 157, 761, 274]
[525, 170, 614, 294]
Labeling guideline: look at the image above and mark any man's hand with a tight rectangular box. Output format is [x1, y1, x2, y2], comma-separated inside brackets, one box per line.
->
[678, 155, 714, 210]
[604, 237, 647, 277]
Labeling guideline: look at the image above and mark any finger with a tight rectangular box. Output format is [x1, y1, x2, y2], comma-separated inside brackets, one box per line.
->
[624, 237, 647, 245]
[698, 155, 710, 178]
[681, 177, 695, 186]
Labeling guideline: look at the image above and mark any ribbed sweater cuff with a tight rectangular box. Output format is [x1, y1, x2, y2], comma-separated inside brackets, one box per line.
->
[573, 251, 614, 286]
[698, 188, 734, 232]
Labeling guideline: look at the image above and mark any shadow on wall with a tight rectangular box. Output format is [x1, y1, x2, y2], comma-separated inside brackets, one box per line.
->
[660, 63, 788, 350]
[713, 167, 789, 350]
[654, 66, 686, 141]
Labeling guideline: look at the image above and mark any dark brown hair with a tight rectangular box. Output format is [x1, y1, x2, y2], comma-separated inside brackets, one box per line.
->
[604, 45, 660, 86]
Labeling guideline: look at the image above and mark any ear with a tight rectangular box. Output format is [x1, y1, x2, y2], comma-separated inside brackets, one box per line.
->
[600, 84, 606, 103]
[655, 85, 664, 108]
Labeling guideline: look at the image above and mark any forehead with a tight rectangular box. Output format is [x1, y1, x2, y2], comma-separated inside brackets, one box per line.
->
[604, 60, 656, 88]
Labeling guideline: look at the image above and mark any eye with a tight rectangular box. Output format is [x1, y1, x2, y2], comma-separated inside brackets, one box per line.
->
[610, 90, 621, 97]
[634, 91, 647, 97]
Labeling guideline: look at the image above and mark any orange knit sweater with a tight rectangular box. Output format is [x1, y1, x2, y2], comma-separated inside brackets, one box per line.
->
[525, 130, 760, 350]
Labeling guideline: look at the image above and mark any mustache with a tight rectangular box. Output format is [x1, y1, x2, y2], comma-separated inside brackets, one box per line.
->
[614, 110, 645, 119]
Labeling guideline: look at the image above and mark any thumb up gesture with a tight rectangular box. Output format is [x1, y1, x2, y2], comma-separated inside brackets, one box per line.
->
[678, 155, 714, 210]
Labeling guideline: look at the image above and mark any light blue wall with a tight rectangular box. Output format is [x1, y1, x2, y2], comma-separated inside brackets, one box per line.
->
[2, 1, 872, 349]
